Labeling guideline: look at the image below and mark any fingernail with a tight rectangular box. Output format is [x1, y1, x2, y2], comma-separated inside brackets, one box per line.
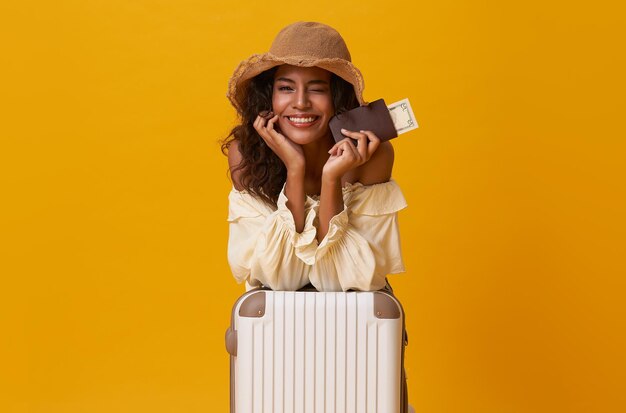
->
[259, 110, 274, 120]
[341, 128, 347, 132]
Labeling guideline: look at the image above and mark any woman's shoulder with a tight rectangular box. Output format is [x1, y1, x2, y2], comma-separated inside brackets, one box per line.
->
[227, 139, 245, 191]
[350, 140, 395, 186]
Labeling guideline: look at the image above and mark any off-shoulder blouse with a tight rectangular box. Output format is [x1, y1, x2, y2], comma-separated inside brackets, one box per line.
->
[226, 179, 407, 292]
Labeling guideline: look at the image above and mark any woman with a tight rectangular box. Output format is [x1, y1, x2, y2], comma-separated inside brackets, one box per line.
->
[222, 21, 407, 292]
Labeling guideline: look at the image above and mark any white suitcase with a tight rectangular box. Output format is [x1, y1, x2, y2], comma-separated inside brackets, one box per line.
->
[226, 288, 408, 413]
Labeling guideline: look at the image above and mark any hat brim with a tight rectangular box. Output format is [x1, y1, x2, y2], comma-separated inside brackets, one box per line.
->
[227, 53, 365, 114]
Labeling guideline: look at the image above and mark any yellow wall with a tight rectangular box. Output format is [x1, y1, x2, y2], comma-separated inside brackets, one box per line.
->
[2, 1, 625, 412]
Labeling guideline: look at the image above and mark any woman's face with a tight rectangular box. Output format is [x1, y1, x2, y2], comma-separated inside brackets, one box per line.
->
[272, 64, 334, 145]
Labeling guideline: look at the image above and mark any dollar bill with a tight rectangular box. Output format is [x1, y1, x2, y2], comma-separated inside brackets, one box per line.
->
[387, 98, 419, 135]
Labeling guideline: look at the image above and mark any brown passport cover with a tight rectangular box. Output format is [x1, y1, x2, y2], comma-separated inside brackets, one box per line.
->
[329, 98, 398, 143]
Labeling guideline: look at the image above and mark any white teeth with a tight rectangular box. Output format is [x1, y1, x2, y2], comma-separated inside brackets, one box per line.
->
[288, 116, 316, 123]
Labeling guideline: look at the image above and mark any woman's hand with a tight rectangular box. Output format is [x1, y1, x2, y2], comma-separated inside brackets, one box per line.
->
[253, 112, 305, 172]
[322, 129, 381, 182]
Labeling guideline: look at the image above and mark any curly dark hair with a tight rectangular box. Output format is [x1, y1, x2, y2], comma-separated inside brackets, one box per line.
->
[221, 66, 360, 206]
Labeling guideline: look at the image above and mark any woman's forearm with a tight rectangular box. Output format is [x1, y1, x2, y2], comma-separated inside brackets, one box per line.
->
[317, 176, 344, 242]
[284, 169, 306, 233]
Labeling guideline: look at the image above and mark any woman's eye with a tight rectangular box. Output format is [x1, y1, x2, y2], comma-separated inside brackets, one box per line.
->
[278, 86, 292, 91]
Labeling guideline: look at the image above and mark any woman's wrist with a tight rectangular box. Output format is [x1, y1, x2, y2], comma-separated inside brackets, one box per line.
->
[322, 170, 342, 187]
[285, 159, 305, 176]
[286, 166, 304, 187]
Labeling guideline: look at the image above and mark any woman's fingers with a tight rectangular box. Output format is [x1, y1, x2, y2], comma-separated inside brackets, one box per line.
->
[339, 129, 381, 164]
[356, 132, 368, 161]
[253, 116, 265, 138]
[254, 114, 269, 134]
[359, 130, 381, 158]
[337, 138, 360, 162]
[254, 114, 278, 151]
[340, 128, 360, 140]
[254, 114, 305, 170]
[255, 114, 279, 139]
[328, 137, 352, 154]
[259, 110, 274, 120]
[253, 115, 262, 130]
[266, 114, 278, 132]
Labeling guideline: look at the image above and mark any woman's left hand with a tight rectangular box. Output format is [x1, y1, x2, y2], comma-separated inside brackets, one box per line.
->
[322, 129, 381, 181]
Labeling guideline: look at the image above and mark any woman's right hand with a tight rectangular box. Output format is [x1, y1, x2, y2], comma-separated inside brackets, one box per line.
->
[253, 112, 305, 172]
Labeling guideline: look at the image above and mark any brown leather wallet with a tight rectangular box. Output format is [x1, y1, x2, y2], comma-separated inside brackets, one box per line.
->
[329, 99, 398, 143]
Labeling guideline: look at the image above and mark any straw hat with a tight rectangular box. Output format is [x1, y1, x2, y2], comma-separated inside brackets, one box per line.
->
[226, 21, 366, 114]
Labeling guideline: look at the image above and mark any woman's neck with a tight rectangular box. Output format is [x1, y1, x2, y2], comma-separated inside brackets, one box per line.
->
[301, 135, 334, 181]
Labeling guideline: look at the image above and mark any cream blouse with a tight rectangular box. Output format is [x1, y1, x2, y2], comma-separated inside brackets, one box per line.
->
[226, 179, 407, 292]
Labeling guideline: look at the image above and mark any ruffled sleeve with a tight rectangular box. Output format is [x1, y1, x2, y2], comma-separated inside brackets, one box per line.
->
[309, 179, 408, 292]
[226, 184, 318, 290]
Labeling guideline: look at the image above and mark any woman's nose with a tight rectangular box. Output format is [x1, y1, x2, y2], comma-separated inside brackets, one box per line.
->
[293, 90, 311, 108]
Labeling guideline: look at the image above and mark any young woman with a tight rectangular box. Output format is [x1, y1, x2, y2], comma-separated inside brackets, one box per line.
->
[222, 21, 407, 292]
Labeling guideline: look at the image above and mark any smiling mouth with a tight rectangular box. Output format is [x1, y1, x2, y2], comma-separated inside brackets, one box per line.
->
[286, 116, 320, 127]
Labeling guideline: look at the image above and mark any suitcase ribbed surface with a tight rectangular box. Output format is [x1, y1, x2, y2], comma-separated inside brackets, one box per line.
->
[234, 291, 402, 413]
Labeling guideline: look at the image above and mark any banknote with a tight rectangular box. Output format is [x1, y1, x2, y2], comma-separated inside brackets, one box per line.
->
[387, 98, 419, 135]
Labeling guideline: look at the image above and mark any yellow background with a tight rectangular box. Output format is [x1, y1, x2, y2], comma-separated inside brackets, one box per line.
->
[2, 0, 625, 412]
